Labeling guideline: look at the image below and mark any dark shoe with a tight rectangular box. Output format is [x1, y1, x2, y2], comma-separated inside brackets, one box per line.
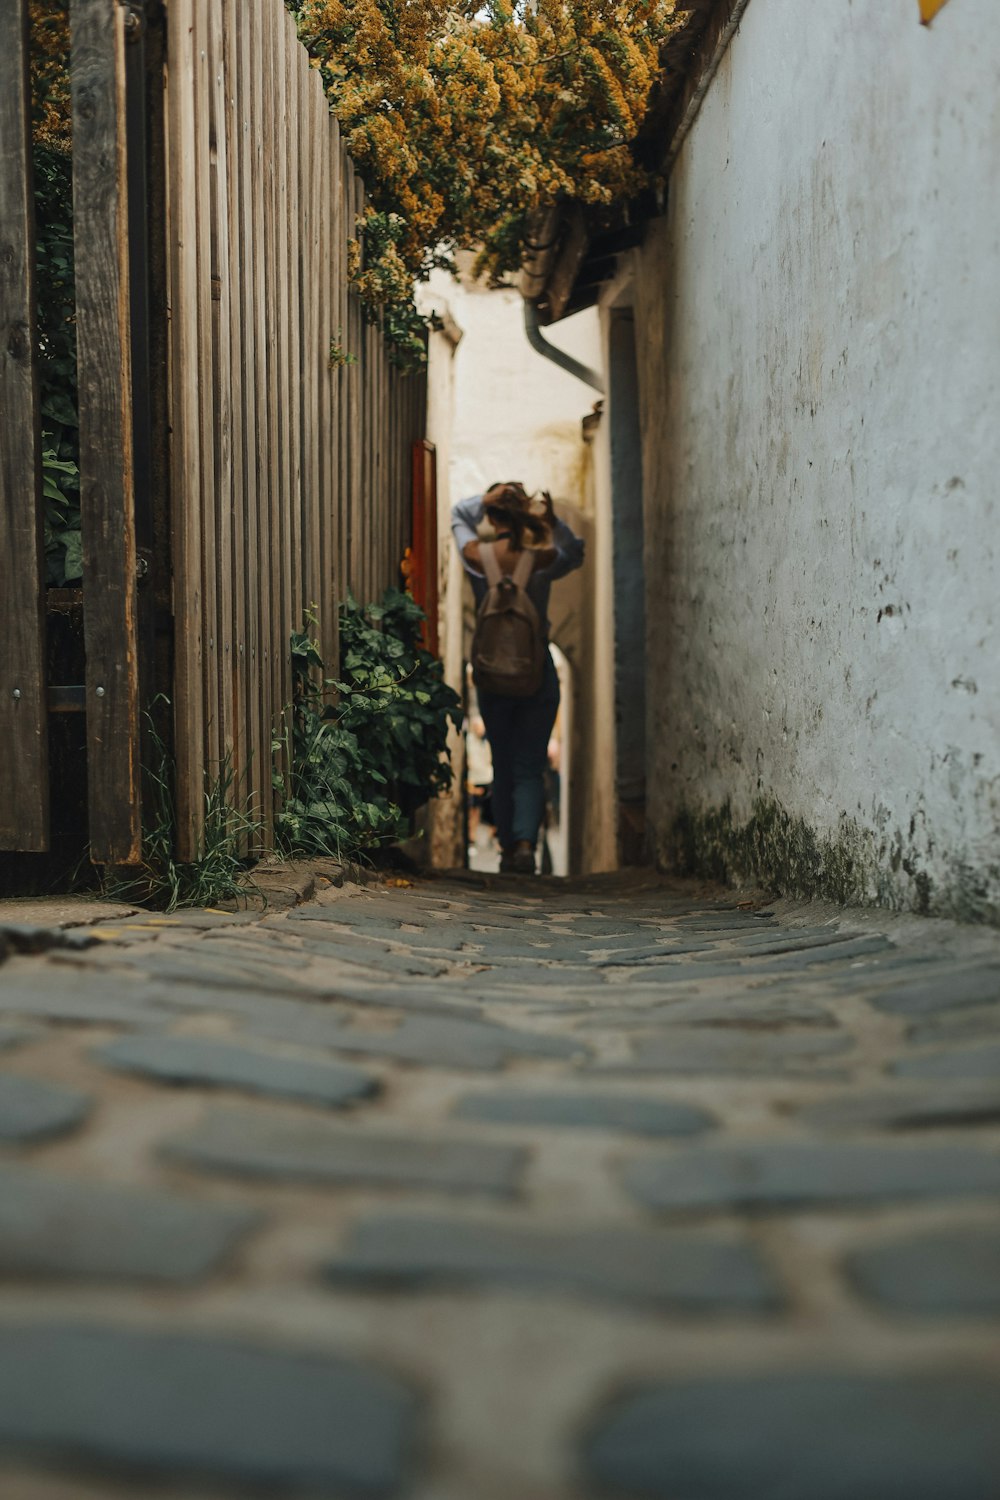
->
[499, 848, 519, 874]
[512, 841, 536, 875]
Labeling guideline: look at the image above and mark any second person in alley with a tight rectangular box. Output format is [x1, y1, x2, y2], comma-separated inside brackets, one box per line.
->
[452, 482, 584, 875]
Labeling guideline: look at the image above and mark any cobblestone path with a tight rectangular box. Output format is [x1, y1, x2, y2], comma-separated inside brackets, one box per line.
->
[1, 872, 999, 1499]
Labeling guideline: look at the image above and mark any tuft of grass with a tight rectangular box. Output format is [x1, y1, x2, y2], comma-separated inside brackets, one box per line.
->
[104, 704, 262, 912]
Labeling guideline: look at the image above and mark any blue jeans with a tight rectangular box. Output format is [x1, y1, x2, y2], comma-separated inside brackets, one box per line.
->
[478, 653, 560, 849]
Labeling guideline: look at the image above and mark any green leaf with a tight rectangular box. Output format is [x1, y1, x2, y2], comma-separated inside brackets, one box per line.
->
[61, 529, 83, 582]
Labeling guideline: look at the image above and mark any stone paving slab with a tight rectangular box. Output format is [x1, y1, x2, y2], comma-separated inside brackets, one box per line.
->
[621, 1142, 1000, 1214]
[907, 1004, 1000, 1046]
[0, 1323, 417, 1494]
[796, 1079, 1000, 1131]
[731, 934, 895, 971]
[846, 1224, 1000, 1315]
[163, 1106, 527, 1196]
[0, 1164, 258, 1281]
[0, 964, 174, 1028]
[324, 1213, 781, 1311]
[892, 1038, 1000, 1080]
[208, 930, 451, 979]
[97, 1034, 381, 1109]
[456, 958, 612, 987]
[577, 992, 837, 1029]
[310, 979, 485, 1019]
[0, 898, 138, 930]
[453, 1088, 714, 1137]
[1, 872, 999, 1498]
[83, 946, 328, 996]
[0, 1073, 92, 1143]
[605, 1027, 853, 1077]
[870, 965, 1000, 1017]
[237, 1008, 589, 1070]
[583, 1371, 1000, 1500]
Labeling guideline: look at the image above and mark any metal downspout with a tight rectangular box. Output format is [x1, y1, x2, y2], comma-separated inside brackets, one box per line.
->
[523, 300, 605, 395]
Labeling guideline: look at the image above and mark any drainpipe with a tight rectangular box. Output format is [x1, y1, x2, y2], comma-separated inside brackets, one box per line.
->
[523, 300, 605, 395]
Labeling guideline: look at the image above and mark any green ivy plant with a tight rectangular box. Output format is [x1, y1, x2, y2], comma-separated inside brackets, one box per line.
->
[41, 432, 81, 585]
[275, 591, 461, 860]
[328, 329, 358, 369]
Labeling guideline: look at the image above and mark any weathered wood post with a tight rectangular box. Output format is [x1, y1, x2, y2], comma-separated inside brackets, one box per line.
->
[0, 0, 49, 852]
[70, 0, 142, 864]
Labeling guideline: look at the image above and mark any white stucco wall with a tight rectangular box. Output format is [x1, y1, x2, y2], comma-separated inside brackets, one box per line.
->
[635, 0, 1000, 919]
[440, 281, 602, 508]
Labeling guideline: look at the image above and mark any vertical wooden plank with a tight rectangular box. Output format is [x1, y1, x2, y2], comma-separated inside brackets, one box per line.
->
[335, 135, 350, 612]
[347, 159, 361, 602]
[370, 298, 380, 596]
[361, 188, 373, 604]
[295, 49, 309, 629]
[392, 373, 401, 581]
[0, 0, 48, 850]
[389, 374, 398, 586]
[273, 2, 291, 728]
[394, 377, 402, 579]
[71, 0, 140, 864]
[353, 170, 366, 603]
[374, 204, 384, 596]
[336, 119, 347, 590]
[192, 0, 219, 783]
[328, 113, 344, 677]
[277, 2, 290, 782]
[387, 370, 396, 584]
[311, 82, 325, 649]
[263, 0, 284, 778]
[302, 59, 322, 642]
[229, 0, 256, 840]
[164, 0, 204, 859]
[411, 439, 439, 654]
[382, 326, 391, 587]
[315, 89, 335, 674]
[209, 0, 235, 777]
[387, 371, 396, 590]
[371, 269, 381, 596]
[380, 325, 388, 590]
[405, 379, 418, 583]
[284, 13, 302, 634]
[346, 147, 356, 609]
[248, 0, 273, 844]
[360, 234, 371, 604]
[277, 1, 292, 754]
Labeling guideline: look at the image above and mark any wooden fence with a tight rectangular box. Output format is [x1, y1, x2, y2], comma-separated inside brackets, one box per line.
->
[0, 0, 48, 854]
[0, 0, 428, 867]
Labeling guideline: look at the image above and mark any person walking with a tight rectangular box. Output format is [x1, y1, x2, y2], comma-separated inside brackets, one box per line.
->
[452, 482, 584, 874]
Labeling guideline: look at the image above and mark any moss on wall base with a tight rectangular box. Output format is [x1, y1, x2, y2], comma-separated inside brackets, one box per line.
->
[665, 796, 998, 928]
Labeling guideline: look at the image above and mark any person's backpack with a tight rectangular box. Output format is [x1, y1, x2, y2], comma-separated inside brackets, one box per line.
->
[471, 543, 546, 698]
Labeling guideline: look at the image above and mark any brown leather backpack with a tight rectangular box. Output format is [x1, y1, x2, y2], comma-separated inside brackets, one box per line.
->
[471, 543, 546, 698]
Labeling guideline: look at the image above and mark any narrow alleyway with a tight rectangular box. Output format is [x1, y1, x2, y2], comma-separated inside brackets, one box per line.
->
[0, 872, 999, 1499]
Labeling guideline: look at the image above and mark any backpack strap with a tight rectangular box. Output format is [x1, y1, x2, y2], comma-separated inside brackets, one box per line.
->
[512, 549, 535, 589]
[480, 542, 502, 587]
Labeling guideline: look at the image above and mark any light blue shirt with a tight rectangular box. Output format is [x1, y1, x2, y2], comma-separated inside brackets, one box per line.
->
[451, 495, 585, 637]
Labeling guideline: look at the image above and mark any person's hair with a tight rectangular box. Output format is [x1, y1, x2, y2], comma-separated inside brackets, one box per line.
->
[483, 482, 550, 550]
